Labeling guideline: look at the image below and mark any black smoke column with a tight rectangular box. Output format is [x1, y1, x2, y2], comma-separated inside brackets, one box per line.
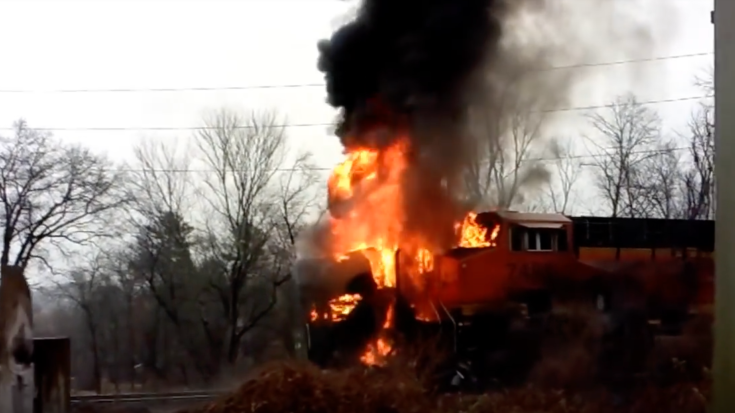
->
[317, 0, 509, 249]
[317, 0, 503, 151]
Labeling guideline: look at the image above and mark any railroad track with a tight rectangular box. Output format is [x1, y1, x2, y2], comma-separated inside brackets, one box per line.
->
[71, 390, 226, 405]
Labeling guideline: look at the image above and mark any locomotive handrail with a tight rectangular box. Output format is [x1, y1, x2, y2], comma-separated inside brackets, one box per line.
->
[429, 300, 441, 322]
[305, 322, 312, 349]
[439, 301, 457, 352]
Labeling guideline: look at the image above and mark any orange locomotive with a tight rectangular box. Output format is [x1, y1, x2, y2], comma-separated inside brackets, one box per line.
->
[303, 210, 714, 385]
[397, 211, 713, 330]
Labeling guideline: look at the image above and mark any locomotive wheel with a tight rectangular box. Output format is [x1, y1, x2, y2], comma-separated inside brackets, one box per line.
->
[512, 290, 553, 316]
[594, 291, 613, 313]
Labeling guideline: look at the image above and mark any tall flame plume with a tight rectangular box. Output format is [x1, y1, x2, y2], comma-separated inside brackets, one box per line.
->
[309, 135, 499, 365]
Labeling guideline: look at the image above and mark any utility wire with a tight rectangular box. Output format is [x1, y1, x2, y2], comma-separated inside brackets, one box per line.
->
[108, 145, 693, 174]
[0, 94, 712, 133]
[0, 52, 712, 94]
[0, 50, 709, 172]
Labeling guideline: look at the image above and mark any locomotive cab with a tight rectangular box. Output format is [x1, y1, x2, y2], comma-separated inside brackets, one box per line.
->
[399, 211, 579, 321]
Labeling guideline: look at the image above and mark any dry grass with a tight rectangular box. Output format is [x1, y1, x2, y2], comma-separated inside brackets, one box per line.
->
[178, 361, 710, 413]
[179, 310, 713, 413]
[69, 311, 712, 413]
[179, 361, 431, 413]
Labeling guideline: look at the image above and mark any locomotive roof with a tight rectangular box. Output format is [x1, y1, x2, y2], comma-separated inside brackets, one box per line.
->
[493, 210, 571, 224]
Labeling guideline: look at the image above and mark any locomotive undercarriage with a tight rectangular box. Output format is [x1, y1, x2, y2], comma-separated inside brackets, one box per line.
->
[304, 281, 698, 392]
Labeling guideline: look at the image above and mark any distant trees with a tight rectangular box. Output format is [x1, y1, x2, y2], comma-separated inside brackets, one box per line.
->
[462, 71, 714, 219]
[26, 107, 319, 389]
[582, 77, 714, 219]
[54, 252, 107, 393]
[194, 108, 315, 364]
[680, 72, 715, 220]
[464, 71, 552, 210]
[542, 139, 582, 215]
[585, 93, 664, 218]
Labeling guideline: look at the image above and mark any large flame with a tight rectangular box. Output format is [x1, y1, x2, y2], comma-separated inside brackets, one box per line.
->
[361, 303, 394, 366]
[317, 136, 500, 364]
[327, 140, 409, 288]
[310, 294, 362, 322]
[456, 212, 499, 248]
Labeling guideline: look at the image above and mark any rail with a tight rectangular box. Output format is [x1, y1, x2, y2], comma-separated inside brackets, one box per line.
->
[70, 390, 226, 405]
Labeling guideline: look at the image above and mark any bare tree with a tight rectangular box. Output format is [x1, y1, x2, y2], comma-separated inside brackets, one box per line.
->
[54, 251, 108, 393]
[679, 70, 715, 220]
[103, 248, 144, 391]
[0, 120, 131, 269]
[272, 153, 321, 249]
[270, 155, 321, 357]
[127, 138, 195, 325]
[194, 108, 315, 364]
[129, 138, 193, 221]
[127, 137, 217, 382]
[130, 209, 210, 382]
[585, 94, 662, 218]
[637, 141, 682, 219]
[694, 66, 714, 97]
[544, 139, 582, 214]
[465, 81, 550, 209]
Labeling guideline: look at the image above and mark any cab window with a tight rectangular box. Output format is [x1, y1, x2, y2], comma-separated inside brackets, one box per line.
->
[510, 225, 568, 252]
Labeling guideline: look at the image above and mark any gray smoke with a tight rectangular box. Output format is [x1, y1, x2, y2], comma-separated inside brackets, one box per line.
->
[463, 0, 675, 209]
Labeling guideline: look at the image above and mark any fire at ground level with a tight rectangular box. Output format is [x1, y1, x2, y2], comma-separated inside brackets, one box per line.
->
[298, 212, 714, 392]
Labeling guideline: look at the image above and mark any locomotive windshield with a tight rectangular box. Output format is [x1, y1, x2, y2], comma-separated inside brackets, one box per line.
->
[510, 223, 568, 252]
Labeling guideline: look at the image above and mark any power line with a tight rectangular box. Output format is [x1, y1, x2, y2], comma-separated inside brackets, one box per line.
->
[0, 52, 712, 94]
[114, 146, 692, 174]
[0, 82, 326, 94]
[536, 51, 712, 71]
[0, 94, 710, 133]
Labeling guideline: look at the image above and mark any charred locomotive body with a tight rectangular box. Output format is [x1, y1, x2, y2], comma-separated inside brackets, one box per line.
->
[306, 288, 393, 368]
[301, 212, 714, 390]
[299, 251, 393, 368]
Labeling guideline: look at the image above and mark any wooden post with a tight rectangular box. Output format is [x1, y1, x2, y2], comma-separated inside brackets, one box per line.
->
[0, 264, 34, 413]
[33, 338, 70, 413]
[714, 1, 735, 412]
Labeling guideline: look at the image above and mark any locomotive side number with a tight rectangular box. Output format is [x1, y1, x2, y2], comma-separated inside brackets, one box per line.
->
[509, 263, 532, 277]
[508, 262, 545, 283]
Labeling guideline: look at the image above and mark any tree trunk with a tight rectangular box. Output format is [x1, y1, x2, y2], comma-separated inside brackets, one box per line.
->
[89, 327, 102, 394]
[128, 296, 136, 391]
[227, 326, 241, 364]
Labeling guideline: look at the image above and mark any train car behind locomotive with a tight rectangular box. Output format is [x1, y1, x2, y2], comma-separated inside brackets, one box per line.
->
[572, 216, 714, 332]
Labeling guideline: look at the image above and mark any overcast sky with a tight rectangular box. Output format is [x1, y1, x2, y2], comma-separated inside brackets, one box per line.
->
[0, 0, 715, 209]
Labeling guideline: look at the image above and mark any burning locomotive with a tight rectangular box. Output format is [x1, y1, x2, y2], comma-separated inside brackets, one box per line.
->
[297, 207, 714, 387]
[297, 0, 713, 389]
[292, 122, 713, 388]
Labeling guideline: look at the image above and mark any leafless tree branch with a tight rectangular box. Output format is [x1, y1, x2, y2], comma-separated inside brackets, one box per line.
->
[194, 107, 313, 364]
[0, 120, 132, 268]
[584, 93, 661, 218]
